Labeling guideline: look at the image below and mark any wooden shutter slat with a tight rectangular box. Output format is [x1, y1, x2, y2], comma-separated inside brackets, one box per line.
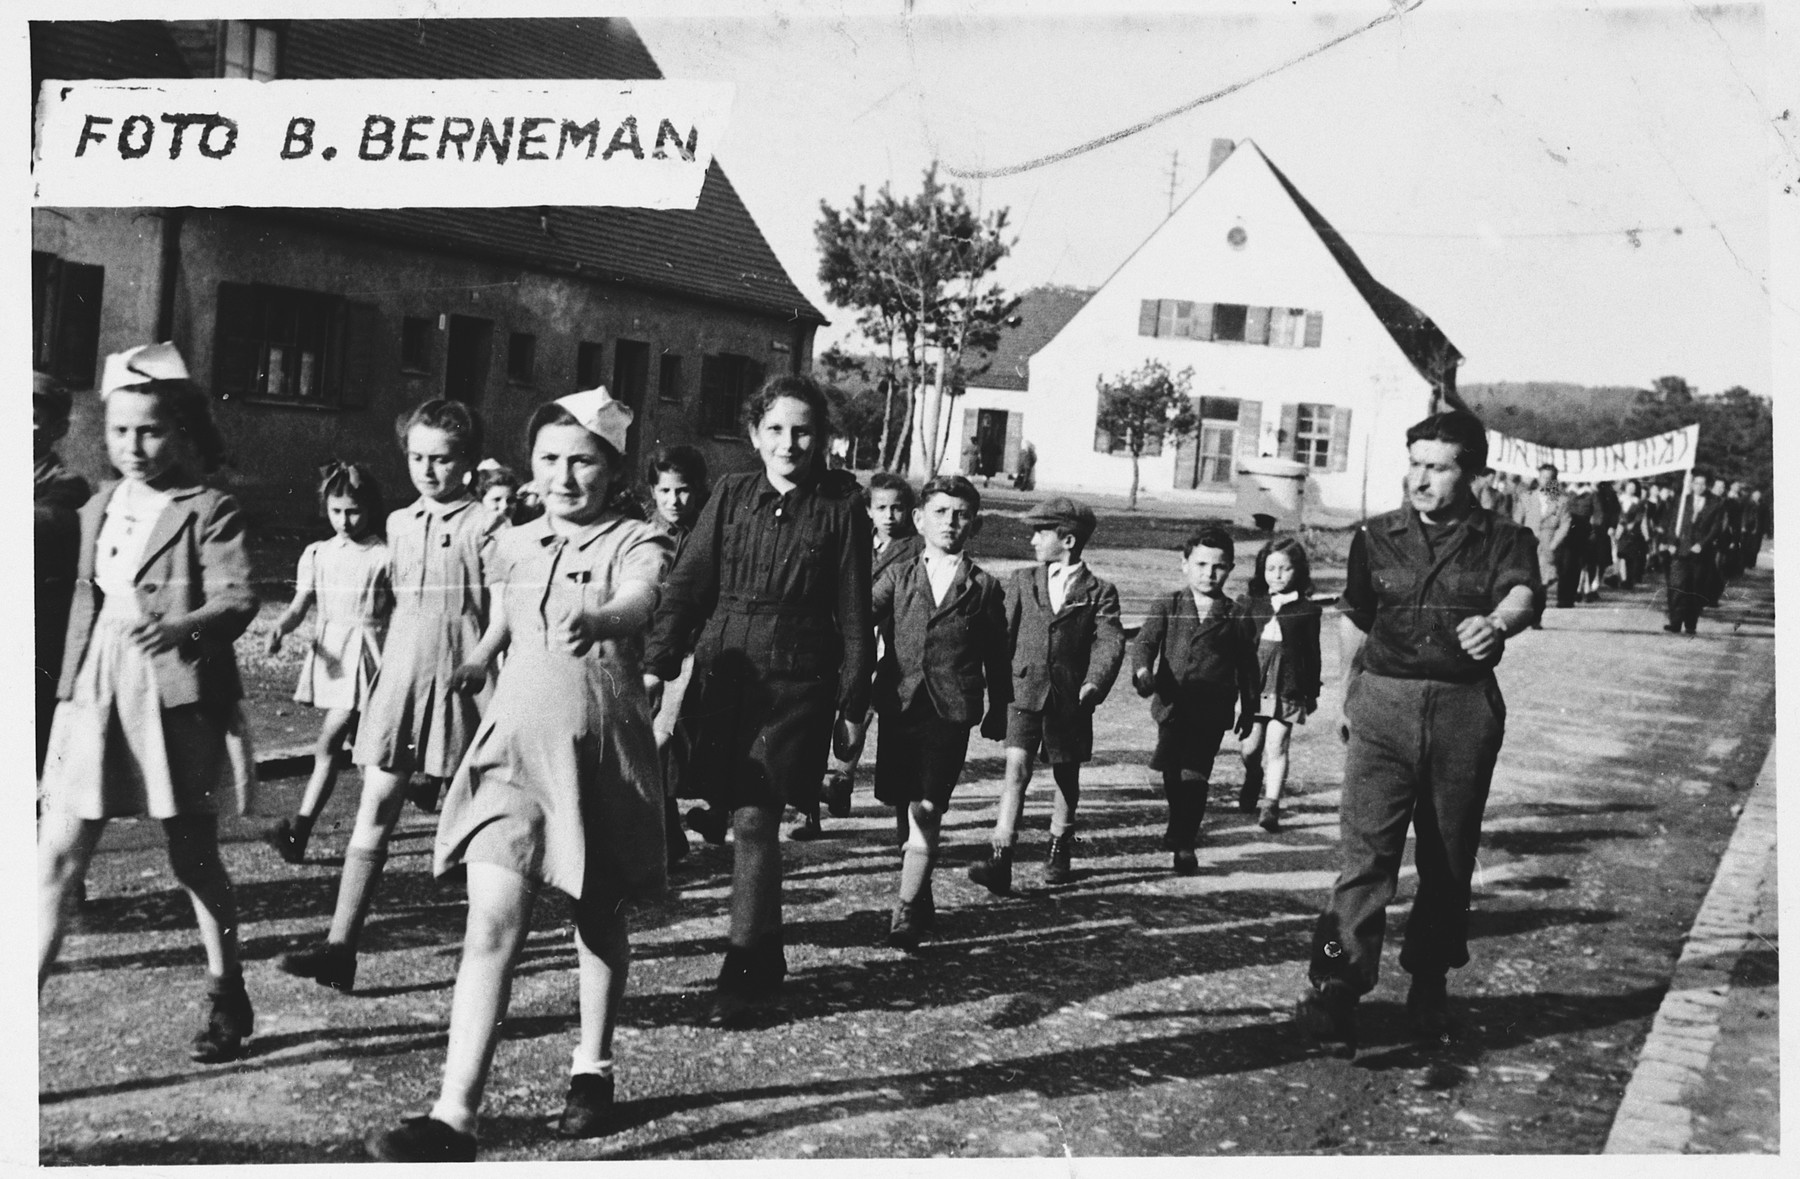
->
[213, 281, 259, 401]
[1236, 400, 1262, 464]
[1278, 402, 1299, 460]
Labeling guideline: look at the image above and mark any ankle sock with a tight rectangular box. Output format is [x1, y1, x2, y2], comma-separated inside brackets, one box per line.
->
[570, 1052, 615, 1078]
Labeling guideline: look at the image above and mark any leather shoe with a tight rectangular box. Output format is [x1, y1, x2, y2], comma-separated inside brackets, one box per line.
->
[1295, 979, 1358, 1054]
[277, 943, 356, 993]
[366, 1115, 477, 1162]
[189, 975, 254, 1063]
[1171, 849, 1199, 876]
[823, 771, 853, 819]
[558, 1073, 617, 1139]
[967, 846, 1013, 896]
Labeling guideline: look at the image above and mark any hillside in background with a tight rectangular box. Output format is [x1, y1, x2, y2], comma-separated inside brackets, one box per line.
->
[1461, 382, 1650, 448]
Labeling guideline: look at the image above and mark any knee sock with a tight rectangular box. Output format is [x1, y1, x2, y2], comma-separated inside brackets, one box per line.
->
[898, 846, 934, 905]
[326, 846, 388, 950]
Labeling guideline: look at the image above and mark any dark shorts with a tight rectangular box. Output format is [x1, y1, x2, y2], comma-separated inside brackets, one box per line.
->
[1005, 702, 1092, 765]
[873, 702, 972, 810]
[1149, 717, 1228, 776]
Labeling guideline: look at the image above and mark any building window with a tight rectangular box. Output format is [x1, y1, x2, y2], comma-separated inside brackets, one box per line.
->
[221, 21, 280, 80]
[32, 251, 104, 388]
[214, 282, 343, 405]
[1142, 299, 1322, 348]
[658, 352, 684, 403]
[1211, 303, 1249, 342]
[699, 353, 765, 436]
[1294, 403, 1337, 469]
[400, 316, 433, 373]
[576, 341, 604, 390]
[612, 339, 649, 411]
[507, 332, 537, 384]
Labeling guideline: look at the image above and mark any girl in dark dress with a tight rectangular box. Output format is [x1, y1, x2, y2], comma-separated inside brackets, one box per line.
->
[644, 375, 872, 1022]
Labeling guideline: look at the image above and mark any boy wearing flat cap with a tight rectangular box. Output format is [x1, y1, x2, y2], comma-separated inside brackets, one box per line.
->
[968, 496, 1124, 893]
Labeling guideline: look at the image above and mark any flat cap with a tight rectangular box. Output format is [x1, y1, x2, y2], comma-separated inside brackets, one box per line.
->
[1023, 495, 1097, 542]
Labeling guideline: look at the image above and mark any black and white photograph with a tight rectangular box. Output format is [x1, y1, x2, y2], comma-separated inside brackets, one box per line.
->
[24, 0, 1789, 1164]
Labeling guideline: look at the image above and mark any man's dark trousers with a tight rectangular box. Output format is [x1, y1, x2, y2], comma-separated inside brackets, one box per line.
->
[1309, 671, 1506, 995]
[1666, 553, 1707, 632]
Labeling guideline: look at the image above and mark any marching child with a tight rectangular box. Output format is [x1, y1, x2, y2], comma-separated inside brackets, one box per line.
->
[367, 388, 672, 1161]
[820, 471, 923, 835]
[38, 343, 260, 1062]
[645, 374, 872, 1024]
[1129, 527, 1259, 873]
[968, 496, 1124, 893]
[645, 444, 711, 864]
[870, 475, 1009, 948]
[278, 399, 491, 993]
[264, 462, 392, 864]
[474, 460, 524, 532]
[1235, 535, 1322, 833]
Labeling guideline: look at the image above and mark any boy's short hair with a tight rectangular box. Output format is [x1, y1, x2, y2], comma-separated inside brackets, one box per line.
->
[867, 470, 916, 512]
[917, 474, 981, 514]
[1182, 526, 1235, 562]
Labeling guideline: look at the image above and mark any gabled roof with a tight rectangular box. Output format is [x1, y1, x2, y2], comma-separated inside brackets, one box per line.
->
[30, 18, 825, 326]
[962, 284, 1094, 391]
[1250, 143, 1461, 395]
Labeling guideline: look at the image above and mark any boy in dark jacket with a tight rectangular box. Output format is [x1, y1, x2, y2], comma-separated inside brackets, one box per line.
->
[968, 497, 1124, 893]
[870, 475, 1009, 948]
[1129, 527, 1259, 873]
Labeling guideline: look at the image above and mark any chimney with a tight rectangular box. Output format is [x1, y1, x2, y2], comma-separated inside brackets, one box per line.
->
[1207, 138, 1235, 178]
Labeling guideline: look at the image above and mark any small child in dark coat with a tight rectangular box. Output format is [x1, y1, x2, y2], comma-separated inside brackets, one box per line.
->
[1129, 526, 1258, 874]
[1235, 536, 1323, 833]
[869, 476, 1009, 949]
[968, 496, 1125, 894]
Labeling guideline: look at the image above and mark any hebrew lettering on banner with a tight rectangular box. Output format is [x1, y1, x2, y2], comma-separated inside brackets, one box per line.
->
[1484, 424, 1699, 481]
[32, 78, 732, 210]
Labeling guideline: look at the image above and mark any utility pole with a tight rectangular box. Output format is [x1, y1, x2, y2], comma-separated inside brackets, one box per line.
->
[1165, 149, 1180, 217]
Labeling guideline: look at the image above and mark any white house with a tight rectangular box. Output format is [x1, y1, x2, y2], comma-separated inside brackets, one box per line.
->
[960, 139, 1463, 525]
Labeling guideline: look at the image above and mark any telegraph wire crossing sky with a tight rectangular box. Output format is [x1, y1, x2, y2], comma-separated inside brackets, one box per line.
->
[639, 2, 1772, 396]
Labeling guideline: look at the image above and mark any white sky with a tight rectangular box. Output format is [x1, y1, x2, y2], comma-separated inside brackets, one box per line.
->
[637, 1, 1777, 395]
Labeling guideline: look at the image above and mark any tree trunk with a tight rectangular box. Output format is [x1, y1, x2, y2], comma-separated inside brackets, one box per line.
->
[876, 375, 896, 470]
[1129, 449, 1142, 510]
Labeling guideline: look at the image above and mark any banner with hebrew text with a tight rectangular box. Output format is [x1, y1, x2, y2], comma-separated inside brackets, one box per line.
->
[1485, 424, 1699, 481]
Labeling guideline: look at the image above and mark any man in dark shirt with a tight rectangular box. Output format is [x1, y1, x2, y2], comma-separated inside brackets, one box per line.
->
[1659, 471, 1726, 634]
[1296, 410, 1540, 1054]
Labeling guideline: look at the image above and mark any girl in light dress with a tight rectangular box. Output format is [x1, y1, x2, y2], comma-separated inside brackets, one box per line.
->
[278, 400, 491, 994]
[367, 387, 672, 1161]
[37, 342, 260, 1063]
[1236, 536, 1323, 833]
[264, 463, 392, 864]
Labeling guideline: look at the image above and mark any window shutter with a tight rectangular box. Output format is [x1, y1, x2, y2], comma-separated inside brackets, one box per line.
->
[1157, 300, 1177, 339]
[334, 299, 381, 409]
[52, 261, 105, 388]
[1304, 310, 1324, 347]
[1173, 421, 1198, 489]
[699, 354, 727, 432]
[1138, 299, 1159, 337]
[213, 281, 259, 400]
[1236, 400, 1262, 463]
[1192, 302, 1214, 341]
[1278, 402, 1299, 459]
[959, 407, 979, 473]
[1003, 410, 1023, 473]
[1094, 420, 1113, 454]
[1245, 305, 1271, 345]
[1328, 406, 1352, 472]
[1172, 301, 1195, 338]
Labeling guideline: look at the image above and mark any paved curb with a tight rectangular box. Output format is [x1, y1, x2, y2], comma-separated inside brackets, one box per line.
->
[1602, 743, 1777, 1153]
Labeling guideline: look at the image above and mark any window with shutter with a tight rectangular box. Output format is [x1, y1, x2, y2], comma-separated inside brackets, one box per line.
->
[1212, 303, 1248, 342]
[1294, 403, 1337, 469]
[1156, 300, 1177, 339]
[1138, 299, 1160, 337]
